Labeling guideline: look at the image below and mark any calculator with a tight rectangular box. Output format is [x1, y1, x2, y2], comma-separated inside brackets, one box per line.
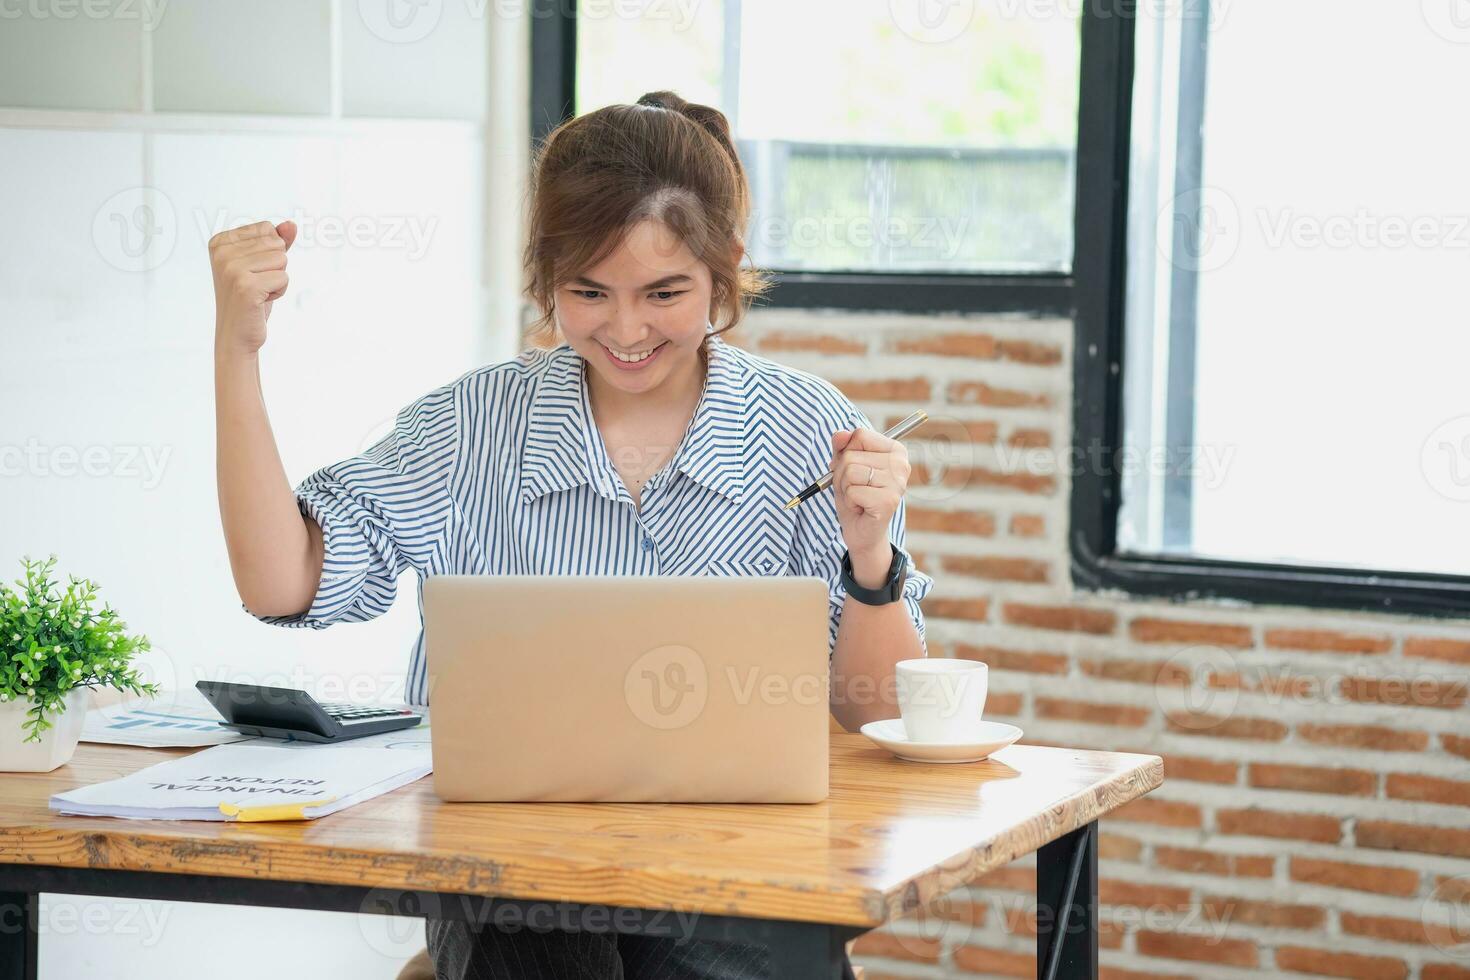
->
[195, 680, 424, 743]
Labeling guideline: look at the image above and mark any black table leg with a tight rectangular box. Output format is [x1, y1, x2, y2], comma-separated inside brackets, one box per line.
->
[763, 920, 861, 979]
[1035, 821, 1098, 980]
[0, 890, 38, 980]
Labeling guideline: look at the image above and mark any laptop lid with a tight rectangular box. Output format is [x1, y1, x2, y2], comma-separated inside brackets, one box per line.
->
[422, 575, 831, 803]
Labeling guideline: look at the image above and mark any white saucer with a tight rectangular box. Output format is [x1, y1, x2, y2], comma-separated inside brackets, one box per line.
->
[859, 719, 1024, 764]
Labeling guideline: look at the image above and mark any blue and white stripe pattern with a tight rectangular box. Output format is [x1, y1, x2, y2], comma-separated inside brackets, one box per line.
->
[249, 333, 934, 706]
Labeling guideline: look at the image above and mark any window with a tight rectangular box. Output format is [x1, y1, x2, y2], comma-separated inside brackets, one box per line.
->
[1074, 0, 1470, 614]
[572, 0, 1081, 278]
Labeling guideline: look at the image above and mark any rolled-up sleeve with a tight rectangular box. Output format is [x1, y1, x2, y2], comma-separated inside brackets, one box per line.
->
[792, 406, 935, 659]
[246, 385, 459, 629]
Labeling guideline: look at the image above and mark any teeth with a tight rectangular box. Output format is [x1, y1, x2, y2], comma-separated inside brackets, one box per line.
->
[608, 344, 657, 363]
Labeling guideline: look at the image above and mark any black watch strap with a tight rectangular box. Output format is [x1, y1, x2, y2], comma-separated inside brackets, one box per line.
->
[840, 546, 908, 606]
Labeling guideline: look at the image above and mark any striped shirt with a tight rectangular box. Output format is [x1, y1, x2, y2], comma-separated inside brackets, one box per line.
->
[249, 333, 934, 706]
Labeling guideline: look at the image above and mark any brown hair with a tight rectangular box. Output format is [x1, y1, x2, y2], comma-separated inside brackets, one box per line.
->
[522, 90, 771, 349]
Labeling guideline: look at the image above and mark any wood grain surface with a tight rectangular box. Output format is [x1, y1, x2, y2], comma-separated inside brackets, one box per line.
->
[0, 737, 1162, 927]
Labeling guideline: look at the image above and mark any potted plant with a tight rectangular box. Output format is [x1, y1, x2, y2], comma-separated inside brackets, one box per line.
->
[0, 555, 158, 771]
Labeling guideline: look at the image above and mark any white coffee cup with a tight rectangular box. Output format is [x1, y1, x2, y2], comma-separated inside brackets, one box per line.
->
[895, 658, 988, 743]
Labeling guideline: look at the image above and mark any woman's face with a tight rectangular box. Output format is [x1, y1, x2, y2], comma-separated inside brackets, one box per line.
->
[556, 219, 713, 398]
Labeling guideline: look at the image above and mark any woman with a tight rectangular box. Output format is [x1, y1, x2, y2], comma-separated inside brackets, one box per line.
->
[210, 90, 932, 980]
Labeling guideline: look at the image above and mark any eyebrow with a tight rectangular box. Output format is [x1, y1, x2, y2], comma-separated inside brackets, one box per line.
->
[569, 274, 694, 291]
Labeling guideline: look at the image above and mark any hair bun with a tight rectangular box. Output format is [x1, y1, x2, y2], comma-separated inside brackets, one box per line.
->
[635, 90, 735, 151]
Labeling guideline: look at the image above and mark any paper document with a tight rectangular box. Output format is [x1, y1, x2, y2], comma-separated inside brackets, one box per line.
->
[52, 722, 431, 822]
[82, 688, 252, 748]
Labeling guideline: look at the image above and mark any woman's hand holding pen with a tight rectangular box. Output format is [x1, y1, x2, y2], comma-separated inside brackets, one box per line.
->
[829, 427, 911, 589]
[209, 219, 298, 357]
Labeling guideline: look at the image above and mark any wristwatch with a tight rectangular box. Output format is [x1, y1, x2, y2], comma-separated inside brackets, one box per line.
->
[840, 546, 908, 606]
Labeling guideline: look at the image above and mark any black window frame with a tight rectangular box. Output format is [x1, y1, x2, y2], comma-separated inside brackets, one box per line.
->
[1068, 0, 1470, 618]
[531, 0, 1470, 617]
[529, 3, 1075, 317]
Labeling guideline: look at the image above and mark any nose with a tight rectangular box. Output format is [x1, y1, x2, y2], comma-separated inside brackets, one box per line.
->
[604, 309, 651, 349]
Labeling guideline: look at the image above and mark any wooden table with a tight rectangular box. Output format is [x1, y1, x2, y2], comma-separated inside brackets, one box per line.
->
[0, 736, 1161, 979]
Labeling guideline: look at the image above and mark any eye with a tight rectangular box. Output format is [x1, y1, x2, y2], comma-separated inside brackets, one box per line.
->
[571, 289, 602, 300]
[651, 290, 686, 301]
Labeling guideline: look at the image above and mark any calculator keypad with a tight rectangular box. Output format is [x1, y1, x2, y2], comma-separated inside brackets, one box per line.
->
[318, 702, 417, 724]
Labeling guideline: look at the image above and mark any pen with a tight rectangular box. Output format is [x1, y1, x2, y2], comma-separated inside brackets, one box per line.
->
[782, 410, 929, 510]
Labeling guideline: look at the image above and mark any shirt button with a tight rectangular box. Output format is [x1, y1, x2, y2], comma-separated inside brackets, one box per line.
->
[641, 536, 654, 552]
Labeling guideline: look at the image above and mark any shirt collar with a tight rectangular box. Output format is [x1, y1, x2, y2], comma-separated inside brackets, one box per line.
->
[519, 334, 748, 506]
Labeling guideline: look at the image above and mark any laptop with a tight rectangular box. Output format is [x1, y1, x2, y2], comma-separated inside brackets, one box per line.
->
[421, 575, 831, 803]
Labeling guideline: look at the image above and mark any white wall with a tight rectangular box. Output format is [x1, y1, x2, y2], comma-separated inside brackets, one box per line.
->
[0, 1, 525, 974]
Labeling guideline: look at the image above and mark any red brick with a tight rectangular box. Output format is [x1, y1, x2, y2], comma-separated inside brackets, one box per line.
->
[1154, 846, 1271, 878]
[946, 380, 1050, 408]
[1403, 636, 1470, 665]
[1200, 894, 1325, 930]
[1234, 855, 1275, 877]
[849, 929, 939, 963]
[1386, 773, 1470, 807]
[921, 597, 991, 622]
[1099, 969, 1195, 980]
[1165, 713, 1288, 741]
[904, 505, 996, 537]
[996, 338, 1063, 365]
[953, 643, 1068, 675]
[939, 554, 1050, 583]
[1297, 723, 1429, 752]
[756, 331, 866, 355]
[1434, 875, 1470, 904]
[1135, 929, 1257, 967]
[1128, 617, 1253, 647]
[939, 465, 1056, 495]
[1100, 879, 1192, 909]
[1098, 832, 1143, 861]
[1274, 946, 1407, 979]
[1249, 762, 1376, 796]
[1341, 912, 1438, 945]
[1445, 734, 1470, 761]
[1423, 966, 1470, 980]
[986, 691, 1023, 716]
[890, 333, 999, 359]
[1009, 513, 1045, 537]
[1357, 820, 1470, 859]
[1109, 797, 1203, 828]
[1209, 668, 1318, 699]
[1002, 602, 1117, 634]
[1340, 675, 1468, 709]
[1080, 657, 1190, 686]
[834, 377, 931, 402]
[1160, 754, 1238, 784]
[1264, 627, 1392, 654]
[1289, 857, 1419, 897]
[1035, 697, 1151, 728]
[1216, 808, 1341, 844]
[952, 944, 1035, 977]
[1006, 427, 1051, 448]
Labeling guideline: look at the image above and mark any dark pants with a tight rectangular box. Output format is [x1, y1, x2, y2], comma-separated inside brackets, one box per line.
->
[426, 918, 776, 980]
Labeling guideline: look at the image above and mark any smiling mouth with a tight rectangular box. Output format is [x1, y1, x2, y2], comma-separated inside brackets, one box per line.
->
[601, 341, 667, 363]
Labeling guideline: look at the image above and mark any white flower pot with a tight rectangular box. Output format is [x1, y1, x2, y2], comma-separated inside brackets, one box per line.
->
[0, 687, 90, 772]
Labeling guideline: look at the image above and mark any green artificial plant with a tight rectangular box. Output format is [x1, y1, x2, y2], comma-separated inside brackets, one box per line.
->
[0, 556, 158, 742]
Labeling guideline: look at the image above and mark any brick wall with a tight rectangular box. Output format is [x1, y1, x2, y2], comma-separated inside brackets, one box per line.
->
[724, 308, 1470, 980]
